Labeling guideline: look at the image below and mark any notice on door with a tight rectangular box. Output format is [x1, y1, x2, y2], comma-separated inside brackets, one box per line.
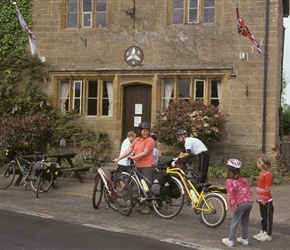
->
[134, 116, 141, 127]
[135, 104, 142, 114]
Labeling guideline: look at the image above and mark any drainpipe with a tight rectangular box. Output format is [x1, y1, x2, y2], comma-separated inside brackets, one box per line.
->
[262, 0, 270, 153]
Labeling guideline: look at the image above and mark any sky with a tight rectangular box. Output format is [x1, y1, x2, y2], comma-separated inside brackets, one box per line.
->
[284, 17, 290, 105]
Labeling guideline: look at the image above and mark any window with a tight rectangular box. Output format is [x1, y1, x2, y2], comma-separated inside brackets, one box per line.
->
[58, 78, 113, 116]
[67, 0, 107, 28]
[172, 0, 215, 24]
[161, 77, 221, 108]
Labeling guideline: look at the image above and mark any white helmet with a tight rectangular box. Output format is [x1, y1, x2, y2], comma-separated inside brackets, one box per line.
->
[226, 158, 241, 171]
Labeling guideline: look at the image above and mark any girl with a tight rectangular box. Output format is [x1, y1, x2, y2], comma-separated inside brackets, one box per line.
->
[222, 159, 253, 247]
[253, 154, 274, 242]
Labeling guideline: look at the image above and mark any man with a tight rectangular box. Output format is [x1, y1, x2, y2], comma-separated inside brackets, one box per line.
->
[176, 130, 210, 189]
[117, 131, 136, 172]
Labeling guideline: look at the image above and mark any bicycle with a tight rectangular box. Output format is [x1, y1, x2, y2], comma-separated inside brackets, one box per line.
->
[0, 148, 54, 193]
[154, 162, 228, 228]
[115, 159, 184, 219]
[85, 157, 133, 216]
[172, 158, 227, 194]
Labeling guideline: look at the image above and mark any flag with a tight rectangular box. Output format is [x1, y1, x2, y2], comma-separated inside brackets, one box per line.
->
[13, 2, 45, 62]
[236, 2, 262, 54]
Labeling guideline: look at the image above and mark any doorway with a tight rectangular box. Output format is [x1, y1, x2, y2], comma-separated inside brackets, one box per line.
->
[122, 84, 152, 140]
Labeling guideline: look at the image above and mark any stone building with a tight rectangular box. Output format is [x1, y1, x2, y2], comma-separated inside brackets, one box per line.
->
[30, 0, 289, 165]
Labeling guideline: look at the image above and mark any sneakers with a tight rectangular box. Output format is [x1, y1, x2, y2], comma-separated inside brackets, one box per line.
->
[222, 238, 234, 247]
[141, 205, 152, 215]
[256, 231, 272, 242]
[237, 237, 249, 246]
[253, 230, 264, 240]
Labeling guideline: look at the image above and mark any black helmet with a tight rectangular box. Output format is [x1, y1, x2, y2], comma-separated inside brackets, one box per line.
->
[226, 159, 242, 172]
[176, 130, 187, 137]
[150, 133, 157, 140]
[138, 121, 150, 129]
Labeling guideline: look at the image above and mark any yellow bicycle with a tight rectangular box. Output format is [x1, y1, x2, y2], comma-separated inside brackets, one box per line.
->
[153, 164, 227, 228]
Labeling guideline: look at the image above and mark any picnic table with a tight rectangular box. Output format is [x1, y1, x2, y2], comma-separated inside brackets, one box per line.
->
[21, 152, 90, 183]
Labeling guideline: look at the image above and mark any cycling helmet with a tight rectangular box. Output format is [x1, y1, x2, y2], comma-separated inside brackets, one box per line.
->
[150, 133, 157, 140]
[138, 121, 150, 130]
[176, 130, 187, 137]
[226, 159, 242, 172]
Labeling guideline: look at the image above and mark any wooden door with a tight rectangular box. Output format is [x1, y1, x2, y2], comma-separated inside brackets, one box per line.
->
[122, 84, 152, 140]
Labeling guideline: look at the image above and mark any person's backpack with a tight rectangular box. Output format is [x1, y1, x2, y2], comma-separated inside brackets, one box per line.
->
[151, 172, 170, 196]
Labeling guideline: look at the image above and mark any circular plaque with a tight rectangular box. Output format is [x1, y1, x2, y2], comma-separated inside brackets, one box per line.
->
[124, 46, 144, 66]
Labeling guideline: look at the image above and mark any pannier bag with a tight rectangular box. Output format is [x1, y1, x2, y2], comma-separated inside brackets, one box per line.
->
[151, 172, 170, 196]
[34, 161, 60, 181]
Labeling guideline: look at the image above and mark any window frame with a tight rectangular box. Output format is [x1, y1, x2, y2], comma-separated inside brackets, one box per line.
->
[66, 0, 107, 28]
[57, 77, 113, 117]
[171, 0, 215, 25]
[161, 77, 221, 108]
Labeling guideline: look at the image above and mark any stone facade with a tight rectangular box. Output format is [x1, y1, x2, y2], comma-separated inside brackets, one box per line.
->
[30, 0, 287, 166]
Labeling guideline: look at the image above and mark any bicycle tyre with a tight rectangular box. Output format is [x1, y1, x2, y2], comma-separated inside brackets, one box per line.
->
[200, 193, 227, 228]
[31, 167, 54, 193]
[92, 174, 104, 209]
[114, 172, 141, 208]
[0, 162, 16, 190]
[113, 176, 133, 216]
[104, 178, 118, 211]
[152, 176, 184, 219]
[36, 174, 41, 198]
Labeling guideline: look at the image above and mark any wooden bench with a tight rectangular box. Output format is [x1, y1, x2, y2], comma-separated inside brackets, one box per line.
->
[22, 152, 91, 183]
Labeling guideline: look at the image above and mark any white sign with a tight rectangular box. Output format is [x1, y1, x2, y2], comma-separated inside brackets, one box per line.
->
[135, 104, 142, 114]
[134, 116, 142, 127]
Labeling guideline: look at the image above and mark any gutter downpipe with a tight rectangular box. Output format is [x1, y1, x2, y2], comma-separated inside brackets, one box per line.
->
[262, 0, 270, 153]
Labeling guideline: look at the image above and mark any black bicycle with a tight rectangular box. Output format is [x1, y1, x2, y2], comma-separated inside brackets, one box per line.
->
[0, 148, 54, 194]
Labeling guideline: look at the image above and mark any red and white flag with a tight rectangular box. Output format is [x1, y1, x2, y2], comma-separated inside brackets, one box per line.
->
[13, 2, 45, 62]
[236, 2, 262, 54]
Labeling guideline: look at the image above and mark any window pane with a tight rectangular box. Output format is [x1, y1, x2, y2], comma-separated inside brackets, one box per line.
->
[173, 0, 183, 8]
[204, 0, 215, 8]
[97, 13, 106, 27]
[211, 81, 218, 98]
[195, 80, 204, 99]
[68, 0, 78, 11]
[204, 0, 215, 23]
[68, 13, 78, 27]
[189, 0, 198, 8]
[173, 0, 183, 24]
[161, 79, 174, 108]
[88, 99, 97, 115]
[179, 79, 190, 98]
[189, 9, 197, 22]
[83, 13, 92, 27]
[83, 0, 92, 12]
[88, 81, 98, 115]
[68, 0, 78, 28]
[97, 0, 106, 11]
[59, 81, 70, 113]
[74, 82, 81, 97]
[96, 0, 106, 27]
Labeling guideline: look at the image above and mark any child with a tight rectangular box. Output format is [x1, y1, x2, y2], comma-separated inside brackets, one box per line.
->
[222, 159, 253, 247]
[150, 133, 159, 166]
[253, 154, 274, 242]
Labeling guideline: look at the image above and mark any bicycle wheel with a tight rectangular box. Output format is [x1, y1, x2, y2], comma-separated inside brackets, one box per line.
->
[200, 193, 227, 228]
[0, 162, 16, 190]
[92, 174, 104, 209]
[30, 168, 53, 193]
[113, 176, 133, 216]
[152, 176, 184, 219]
[115, 172, 140, 207]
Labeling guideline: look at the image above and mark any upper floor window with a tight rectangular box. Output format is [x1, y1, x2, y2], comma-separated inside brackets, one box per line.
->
[59, 78, 113, 116]
[68, 0, 107, 28]
[161, 78, 221, 108]
[172, 0, 215, 24]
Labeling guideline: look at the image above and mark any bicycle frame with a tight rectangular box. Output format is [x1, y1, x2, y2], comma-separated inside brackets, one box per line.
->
[165, 166, 227, 212]
[97, 167, 116, 199]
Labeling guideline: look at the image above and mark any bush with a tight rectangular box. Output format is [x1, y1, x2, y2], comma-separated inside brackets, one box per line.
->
[152, 99, 228, 147]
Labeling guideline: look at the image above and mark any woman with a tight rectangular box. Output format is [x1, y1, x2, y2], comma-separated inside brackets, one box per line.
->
[114, 122, 155, 214]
